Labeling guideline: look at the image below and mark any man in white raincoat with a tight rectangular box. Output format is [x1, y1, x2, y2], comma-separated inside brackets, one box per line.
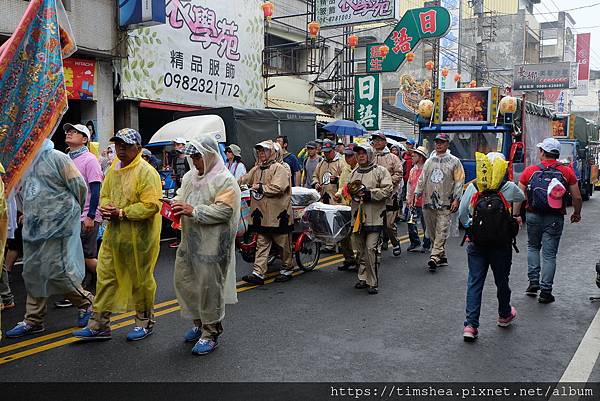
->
[6, 140, 93, 338]
[171, 135, 240, 355]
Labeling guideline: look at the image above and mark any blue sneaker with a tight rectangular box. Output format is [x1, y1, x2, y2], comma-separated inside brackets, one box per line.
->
[191, 338, 218, 355]
[77, 307, 92, 328]
[126, 326, 153, 341]
[5, 321, 45, 338]
[73, 327, 112, 341]
[184, 326, 202, 343]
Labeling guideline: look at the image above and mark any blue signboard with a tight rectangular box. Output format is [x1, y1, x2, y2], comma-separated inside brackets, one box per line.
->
[119, 0, 166, 29]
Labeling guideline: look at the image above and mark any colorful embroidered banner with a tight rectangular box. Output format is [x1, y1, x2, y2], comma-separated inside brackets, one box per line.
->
[0, 0, 76, 194]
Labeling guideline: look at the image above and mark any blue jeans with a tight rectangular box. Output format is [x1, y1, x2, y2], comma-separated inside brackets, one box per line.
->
[464, 243, 513, 328]
[526, 212, 564, 292]
[407, 207, 431, 248]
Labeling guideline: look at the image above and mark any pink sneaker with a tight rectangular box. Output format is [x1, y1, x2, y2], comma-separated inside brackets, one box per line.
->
[463, 325, 478, 342]
[497, 306, 517, 327]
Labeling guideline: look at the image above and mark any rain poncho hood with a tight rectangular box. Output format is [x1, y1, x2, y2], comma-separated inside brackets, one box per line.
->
[355, 143, 375, 170]
[256, 140, 277, 166]
[93, 149, 162, 313]
[475, 152, 508, 191]
[21, 139, 88, 297]
[174, 135, 240, 323]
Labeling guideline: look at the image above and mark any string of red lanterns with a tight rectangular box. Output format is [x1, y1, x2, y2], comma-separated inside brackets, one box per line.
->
[347, 34, 358, 49]
[308, 20, 320, 39]
[261, 1, 273, 21]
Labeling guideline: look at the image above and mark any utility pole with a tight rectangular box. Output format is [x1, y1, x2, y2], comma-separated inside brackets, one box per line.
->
[472, 0, 485, 85]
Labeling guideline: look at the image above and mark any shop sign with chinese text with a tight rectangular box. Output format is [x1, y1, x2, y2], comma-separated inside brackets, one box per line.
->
[354, 74, 382, 131]
[121, 0, 264, 108]
[512, 62, 578, 91]
[574, 33, 591, 96]
[366, 6, 451, 73]
[316, 0, 397, 28]
[63, 58, 96, 100]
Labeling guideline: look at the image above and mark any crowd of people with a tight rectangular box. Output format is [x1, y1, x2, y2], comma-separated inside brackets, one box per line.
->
[0, 125, 583, 353]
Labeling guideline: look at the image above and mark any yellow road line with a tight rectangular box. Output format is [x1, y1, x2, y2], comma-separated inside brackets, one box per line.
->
[0, 299, 178, 355]
[0, 306, 183, 365]
[0, 234, 416, 364]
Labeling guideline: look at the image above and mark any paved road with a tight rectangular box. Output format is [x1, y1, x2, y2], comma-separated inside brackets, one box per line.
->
[1, 199, 599, 383]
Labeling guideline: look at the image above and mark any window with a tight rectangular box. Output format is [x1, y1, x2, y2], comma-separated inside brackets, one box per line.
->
[420, 132, 504, 160]
[423, 48, 433, 68]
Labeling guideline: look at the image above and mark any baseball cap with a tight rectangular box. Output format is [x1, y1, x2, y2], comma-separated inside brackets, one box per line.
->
[180, 142, 201, 156]
[536, 138, 561, 155]
[110, 128, 142, 145]
[547, 178, 566, 209]
[322, 139, 336, 152]
[314, 139, 324, 145]
[344, 143, 357, 155]
[406, 138, 416, 145]
[63, 123, 91, 139]
[434, 133, 450, 142]
[173, 137, 186, 145]
[371, 132, 386, 140]
[306, 141, 317, 149]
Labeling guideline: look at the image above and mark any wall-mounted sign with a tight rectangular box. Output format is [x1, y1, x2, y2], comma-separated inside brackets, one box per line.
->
[121, 0, 264, 109]
[366, 6, 451, 73]
[63, 58, 96, 100]
[119, 0, 166, 29]
[354, 74, 382, 131]
[316, 0, 397, 28]
[574, 33, 591, 96]
[512, 62, 578, 91]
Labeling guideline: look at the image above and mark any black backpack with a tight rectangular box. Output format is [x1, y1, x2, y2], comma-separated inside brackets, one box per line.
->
[526, 163, 568, 213]
[468, 189, 519, 251]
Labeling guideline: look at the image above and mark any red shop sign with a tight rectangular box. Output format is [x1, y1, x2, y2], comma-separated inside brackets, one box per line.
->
[63, 58, 96, 100]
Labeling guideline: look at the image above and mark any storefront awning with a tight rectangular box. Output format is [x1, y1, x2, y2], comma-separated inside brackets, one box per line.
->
[266, 98, 335, 123]
[139, 100, 205, 112]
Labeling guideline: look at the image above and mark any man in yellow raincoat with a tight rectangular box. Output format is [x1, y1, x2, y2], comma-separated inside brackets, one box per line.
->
[74, 128, 162, 342]
[171, 135, 240, 355]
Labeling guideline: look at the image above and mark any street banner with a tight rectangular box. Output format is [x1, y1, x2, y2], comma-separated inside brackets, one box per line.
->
[316, 0, 397, 28]
[64, 58, 96, 100]
[121, 0, 264, 109]
[575, 33, 591, 96]
[366, 6, 451, 73]
[354, 74, 382, 131]
[0, 0, 76, 194]
[439, 0, 460, 89]
[512, 62, 578, 91]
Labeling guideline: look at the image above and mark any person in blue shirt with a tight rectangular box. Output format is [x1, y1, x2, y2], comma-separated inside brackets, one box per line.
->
[276, 135, 301, 186]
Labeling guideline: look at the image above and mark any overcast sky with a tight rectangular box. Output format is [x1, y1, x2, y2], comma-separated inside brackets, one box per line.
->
[537, 0, 600, 69]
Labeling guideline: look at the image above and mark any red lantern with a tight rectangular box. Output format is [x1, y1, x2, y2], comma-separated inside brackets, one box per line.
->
[441, 67, 449, 77]
[469, 80, 477, 88]
[453, 73, 461, 82]
[261, 1, 274, 21]
[308, 21, 320, 39]
[406, 52, 415, 62]
[347, 34, 359, 49]
[379, 44, 389, 58]
[425, 60, 434, 71]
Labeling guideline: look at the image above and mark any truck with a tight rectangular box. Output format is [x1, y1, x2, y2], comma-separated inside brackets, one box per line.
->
[416, 87, 597, 201]
[554, 114, 599, 200]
